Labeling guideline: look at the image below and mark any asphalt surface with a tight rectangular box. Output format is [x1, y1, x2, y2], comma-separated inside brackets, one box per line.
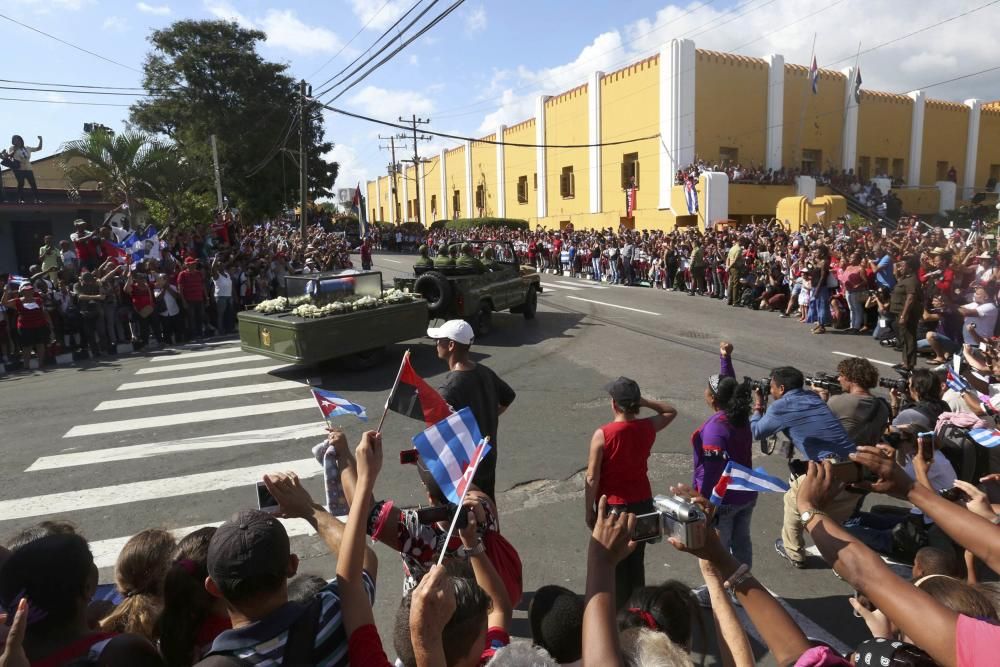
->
[0, 252, 912, 664]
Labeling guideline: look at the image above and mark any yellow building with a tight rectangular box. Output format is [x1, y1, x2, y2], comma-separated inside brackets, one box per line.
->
[369, 38, 1000, 231]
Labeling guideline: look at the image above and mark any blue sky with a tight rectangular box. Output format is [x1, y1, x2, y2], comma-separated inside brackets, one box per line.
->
[3, 0, 998, 202]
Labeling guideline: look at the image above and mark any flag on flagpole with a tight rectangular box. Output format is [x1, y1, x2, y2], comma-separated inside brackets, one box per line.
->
[386, 351, 453, 426]
[684, 177, 698, 214]
[412, 407, 491, 505]
[710, 461, 789, 506]
[625, 179, 637, 218]
[311, 388, 368, 422]
[8, 274, 29, 286]
[968, 428, 1000, 448]
[853, 67, 862, 104]
[809, 55, 819, 94]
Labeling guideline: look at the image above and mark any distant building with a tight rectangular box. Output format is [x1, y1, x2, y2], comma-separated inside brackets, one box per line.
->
[368, 39, 1000, 230]
[0, 150, 112, 274]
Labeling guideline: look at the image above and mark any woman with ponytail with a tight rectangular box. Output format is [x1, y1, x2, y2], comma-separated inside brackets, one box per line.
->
[691, 341, 756, 566]
[99, 528, 176, 640]
[157, 527, 231, 666]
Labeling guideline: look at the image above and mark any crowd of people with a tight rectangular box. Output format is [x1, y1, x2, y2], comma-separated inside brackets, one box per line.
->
[0, 210, 356, 371]
[2, 316, 999, 666]
[672, 159, 909, 189]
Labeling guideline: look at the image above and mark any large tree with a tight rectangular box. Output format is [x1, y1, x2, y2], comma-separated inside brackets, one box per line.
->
[130, 20, 337, 218]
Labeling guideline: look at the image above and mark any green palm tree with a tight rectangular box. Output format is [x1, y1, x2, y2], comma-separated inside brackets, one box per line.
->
[61, 129, 178, 214]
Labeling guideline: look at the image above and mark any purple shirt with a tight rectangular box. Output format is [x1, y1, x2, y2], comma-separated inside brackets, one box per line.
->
[691, 354, 756, 505]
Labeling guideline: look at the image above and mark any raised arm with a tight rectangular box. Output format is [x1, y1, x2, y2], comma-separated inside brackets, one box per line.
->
[585, 429, 605, 529]
[641, 396, 678, 431]
[459, 502, 512, 630]
[719, 341, 736, 378]
[583, 496, 634, 667]
[263, 470, 344, 562]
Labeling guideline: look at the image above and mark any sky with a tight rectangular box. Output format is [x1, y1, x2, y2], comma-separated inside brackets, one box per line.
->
[3, 0, 999, 204]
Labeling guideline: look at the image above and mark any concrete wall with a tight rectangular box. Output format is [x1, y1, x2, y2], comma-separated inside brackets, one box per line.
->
[694, 50, 768, 167]
[502, 120, 536, 219]
[470, 134, 498, 218]
[443, 147, 466, 219]
[782, 65, 845, 172]
[921, 101, 969, 187]
[544, 84, 589, 224]
[975, 108, 1000, 192]
[856, 92, 913, 182]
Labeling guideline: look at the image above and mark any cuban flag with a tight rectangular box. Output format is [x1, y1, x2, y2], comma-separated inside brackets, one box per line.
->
[809, 55, 819, 94]
[412, 407, 491, 505]
[853, 67, 862, 104]
[710, 461, 789, 506]
[684, 177, 698, 215]
[8, 274, 29, 286]
[311, 388, 368, 422]
[118, 226, 160, 266]
[968, 428, 1000, 449]
[945, 369, 971, 394]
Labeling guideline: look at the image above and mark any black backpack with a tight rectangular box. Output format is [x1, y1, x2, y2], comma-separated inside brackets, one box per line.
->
[196, 596, 322, 666]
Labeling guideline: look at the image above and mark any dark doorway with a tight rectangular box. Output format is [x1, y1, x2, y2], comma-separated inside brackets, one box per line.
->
[12, 220, 52, 273]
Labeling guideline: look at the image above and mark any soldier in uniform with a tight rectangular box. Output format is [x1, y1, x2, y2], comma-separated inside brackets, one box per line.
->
[414, 244, 434, 269]
[433, 243, 455, 269]
[456, 243, 484, 273]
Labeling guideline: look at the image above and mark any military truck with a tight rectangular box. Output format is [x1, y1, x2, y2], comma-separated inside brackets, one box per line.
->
[393, 239, 541, 336]
[237, 271, 428, 368]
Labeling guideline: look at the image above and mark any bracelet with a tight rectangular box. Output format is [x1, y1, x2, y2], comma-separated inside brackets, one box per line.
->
[460, 539, 485, 557]
[722, 563, 753, 592]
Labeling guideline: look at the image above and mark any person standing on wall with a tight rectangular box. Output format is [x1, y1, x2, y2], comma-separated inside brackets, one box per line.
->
[5, 135, 43, 204]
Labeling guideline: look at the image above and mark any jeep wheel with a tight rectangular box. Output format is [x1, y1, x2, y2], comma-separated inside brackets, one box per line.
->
[472, 304, 492, 337]
[413, 271, 452, 315]
[521, 287, 537, 320]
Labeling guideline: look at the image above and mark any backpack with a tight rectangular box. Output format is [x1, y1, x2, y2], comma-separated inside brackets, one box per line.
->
[197, 597, 321, 666]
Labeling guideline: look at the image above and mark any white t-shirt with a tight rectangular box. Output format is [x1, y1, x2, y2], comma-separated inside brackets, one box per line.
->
[963, 301, 997, 344]
[213, 272, 233, 298]
[156, 287, 180, 317]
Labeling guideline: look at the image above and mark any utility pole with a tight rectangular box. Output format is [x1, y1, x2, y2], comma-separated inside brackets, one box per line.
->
[298, 79, 309, 235]
[398, 115, 432, 225]
[210, 134, 224, 210]
[378, 134, 402, 226]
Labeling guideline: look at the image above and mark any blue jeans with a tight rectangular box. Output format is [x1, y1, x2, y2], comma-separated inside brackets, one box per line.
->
[807, 285, 831, 325]
[591, 258, 602, 282]
[714, 497, 756, 567]
[843, 510, 907, 554]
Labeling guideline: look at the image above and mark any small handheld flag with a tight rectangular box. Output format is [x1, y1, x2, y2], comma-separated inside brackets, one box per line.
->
[311, 388, 368, 422]
[968, 428, 1000, 449]
[386, 350, 453, 426]
[684, 178, 698, 214]
[412, 407, 490, 505]
[710, 461, 789, 506]
[945, 369, 971, 394]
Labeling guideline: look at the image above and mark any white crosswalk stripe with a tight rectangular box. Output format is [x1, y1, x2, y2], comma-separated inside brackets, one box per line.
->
[118, 363, 289, 390]
[135, 354, 270, 374]
[554, 280, 608, 290]
[149, 346, 247, 362]
[95, 380, 303, 410]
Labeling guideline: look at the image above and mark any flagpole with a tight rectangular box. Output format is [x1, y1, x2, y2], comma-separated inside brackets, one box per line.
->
[376, 349, 409, 434]
[793, 32, 817, 176]
[437, 437, 489, 566]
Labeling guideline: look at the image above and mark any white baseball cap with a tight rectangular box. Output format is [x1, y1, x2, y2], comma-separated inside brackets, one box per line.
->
[427, 319, 474, 345]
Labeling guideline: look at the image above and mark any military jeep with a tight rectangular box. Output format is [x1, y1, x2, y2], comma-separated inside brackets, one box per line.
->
[393, 240, 541, 336]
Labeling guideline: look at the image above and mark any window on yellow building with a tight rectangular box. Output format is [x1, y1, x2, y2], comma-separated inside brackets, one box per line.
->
[379, 206, 384, 221]
[858, 156, 871, 181]
[406, 200, 412, 218]
[517, 176, 529, 203]
[801, 149, 822, 175]
[560, 166, 575, 199]
[875, 157, 889, 178]
[533, 173, 537, 190]
[395, 202, 401, 222]
[475, 184, 485, 211]
[936, 161, 949, 181]
[990, 164, 1000, 184]
[452, 190, 461, 216]
[892, 159, 905, 182]
[430, 195, 437, 217]
[621, 153, 640, 189]
[719, 147, 739, 165]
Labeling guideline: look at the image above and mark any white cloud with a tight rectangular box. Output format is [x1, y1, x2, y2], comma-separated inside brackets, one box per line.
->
[45, 92, 67, 104]
[325, 143, 371, 196]
[349, 0, 414, 31]
[900, 52, 959, 74]
[102, 15, 128, 31]
[259, 9, 344, 54]
[203, 2, 344, 54]
[408, 54, 420, 66]
[136, 2, 171, 15]
[348, 85, 435, 120]
[23, 0, 92, 12]
[464, 5, 487, 34]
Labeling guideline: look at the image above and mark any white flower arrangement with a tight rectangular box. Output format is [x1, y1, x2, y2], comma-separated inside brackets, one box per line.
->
[255, 296, 289, 313]
[267, 290, 421, 319]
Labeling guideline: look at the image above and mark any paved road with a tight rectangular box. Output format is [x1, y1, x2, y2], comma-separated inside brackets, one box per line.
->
[0, 252, 909, 663]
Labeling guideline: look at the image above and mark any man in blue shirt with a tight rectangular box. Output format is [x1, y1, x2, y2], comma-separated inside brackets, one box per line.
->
[751, 367, 862, 569]
[870, 244, 896, 291]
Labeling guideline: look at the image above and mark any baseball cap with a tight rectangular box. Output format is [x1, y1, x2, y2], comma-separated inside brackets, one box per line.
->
[604, 376, 641, 407]
[207, 509, 290, 594]
[427, 319, 475, 345]
[184, 256, 198, 265]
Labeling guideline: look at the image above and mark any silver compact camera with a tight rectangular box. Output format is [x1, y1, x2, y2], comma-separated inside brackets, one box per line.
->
[630, 494, 708, 549]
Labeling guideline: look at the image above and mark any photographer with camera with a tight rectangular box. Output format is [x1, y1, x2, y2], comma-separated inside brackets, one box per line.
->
[888, 368, 949, 425]
[749, 367, 858, 568]
[811, 357, 891, 447]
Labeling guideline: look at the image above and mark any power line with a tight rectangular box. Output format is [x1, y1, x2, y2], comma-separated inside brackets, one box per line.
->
[0, 96, 131, 107]
[312, 0, 425, 96]
[0, 78, 177, 92]
[306, 0, 396, 81]
[315, 0, 443, 101]
[320, 102, 660, 148]
[0, 85, 161, 97]
[323, 0, 466, 104]
[0, 12, 143, 74]
[730, 0, 850, 53]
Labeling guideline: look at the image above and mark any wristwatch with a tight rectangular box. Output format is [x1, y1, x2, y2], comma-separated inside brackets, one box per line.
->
[460, 540, 485, 557]
[800, 509, 828, 526]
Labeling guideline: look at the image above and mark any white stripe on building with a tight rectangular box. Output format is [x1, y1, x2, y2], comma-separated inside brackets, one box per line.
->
[659, 39, 696, 209]
[765, 54, 784, 172]
[440, 148, 449, 220]
[841, 66, 859, 171]
[536, 95, 550, 219]
[496, 124, 507, 218]
[588, 70, 603, 213]
[908, 90, 926, 187]
[964, 98, 982, 200]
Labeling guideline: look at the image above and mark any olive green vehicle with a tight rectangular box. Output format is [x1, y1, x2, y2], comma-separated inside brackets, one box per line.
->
[393, 239, 541, 336]
[237, 271, 428, 369]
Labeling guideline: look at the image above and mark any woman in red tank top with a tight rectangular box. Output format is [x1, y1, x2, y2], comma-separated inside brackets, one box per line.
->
[1, 282, 53, 370]
[585, 376, 677, 608]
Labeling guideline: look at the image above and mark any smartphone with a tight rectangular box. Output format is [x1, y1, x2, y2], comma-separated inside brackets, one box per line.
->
[631, 512, 663, 543]
[399, 449, 419, 465]
[939, 487, 968, 502]
[256, 481, 279, 514]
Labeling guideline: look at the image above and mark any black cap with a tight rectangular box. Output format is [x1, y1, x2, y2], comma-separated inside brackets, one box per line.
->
[207, 510, 290, 591]
[853, 638, 935, 667]
[604, 376, 641, 407]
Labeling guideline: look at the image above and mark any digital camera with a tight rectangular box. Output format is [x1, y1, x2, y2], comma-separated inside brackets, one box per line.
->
[878, 377, 909, 392]
[806, 372, 843, 396]
[743, 376, 771, 393]
[630, 495, 708, 549]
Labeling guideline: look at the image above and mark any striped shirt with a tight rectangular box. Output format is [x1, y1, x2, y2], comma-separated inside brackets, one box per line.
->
[207, 573, 375, 666]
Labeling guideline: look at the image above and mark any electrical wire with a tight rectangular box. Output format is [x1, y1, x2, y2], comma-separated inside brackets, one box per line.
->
[0, 96, 132, 107]
[730, 0, 850, 53]
[0, 12, 144, 74]
[0, 85, 162, 97]
[315, 0, 444, 101]
[306, 0, 396, 81]
[0, 78, 177, 92]
[312, 0, 426, 96]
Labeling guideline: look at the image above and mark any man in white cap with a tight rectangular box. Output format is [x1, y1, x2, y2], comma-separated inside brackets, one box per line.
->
[427, 319, 515, 500]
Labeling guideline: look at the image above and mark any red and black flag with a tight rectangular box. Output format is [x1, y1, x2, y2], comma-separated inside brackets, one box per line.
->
[385, 350, 453, 426]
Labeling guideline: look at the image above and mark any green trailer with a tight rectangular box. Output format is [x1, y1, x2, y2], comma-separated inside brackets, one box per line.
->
[237, 270, 428, 368]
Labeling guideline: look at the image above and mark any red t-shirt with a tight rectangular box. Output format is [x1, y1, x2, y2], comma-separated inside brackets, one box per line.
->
[177, 269, 205, 302]
[14, 296, 47, 329]
[347, 624, 392, 667]
[479, 627, 510, 665]
[130, 282, 153, 311]
[597, 419, 656, 504]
